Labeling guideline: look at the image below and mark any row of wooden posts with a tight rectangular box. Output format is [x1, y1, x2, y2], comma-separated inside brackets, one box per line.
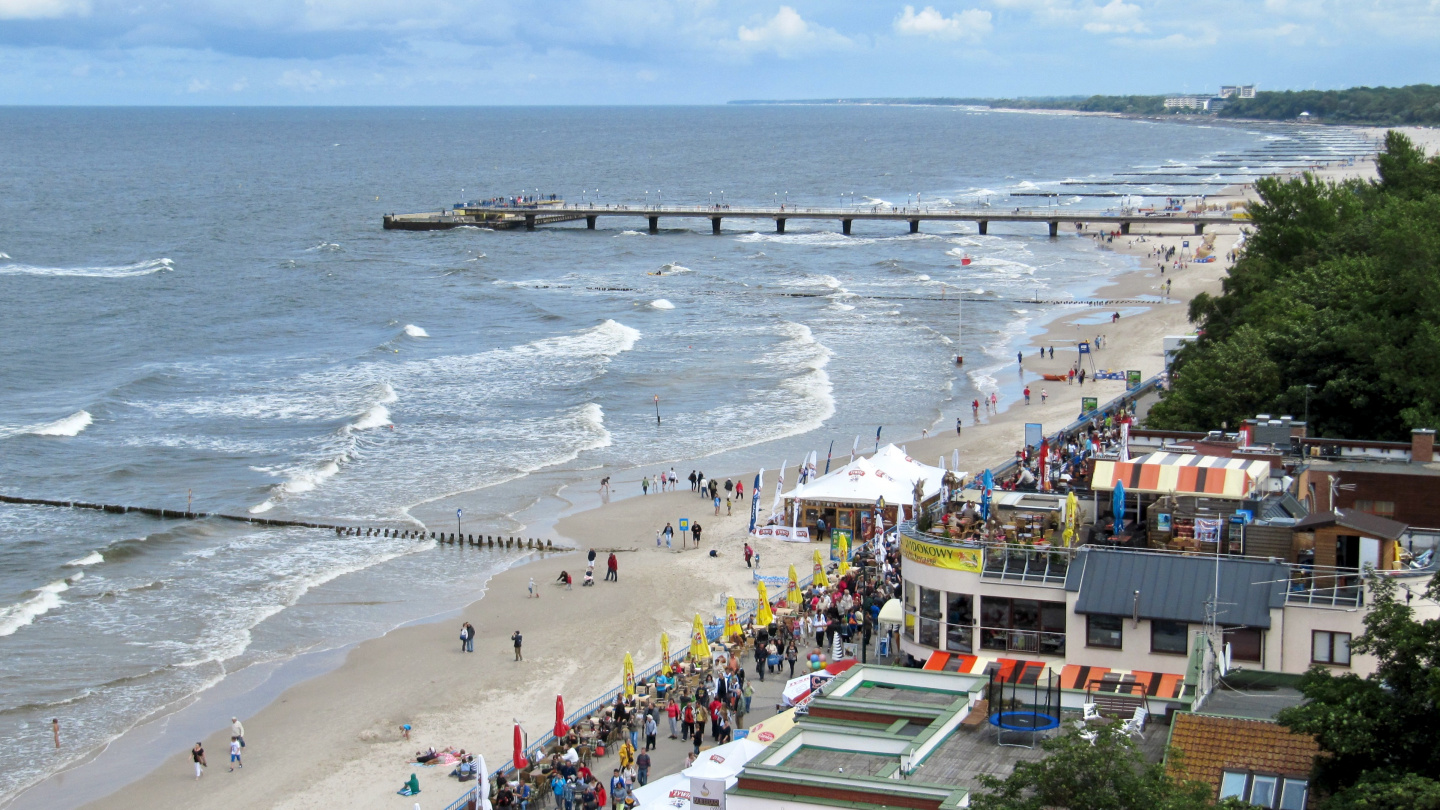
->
[336, 526, 553, 550]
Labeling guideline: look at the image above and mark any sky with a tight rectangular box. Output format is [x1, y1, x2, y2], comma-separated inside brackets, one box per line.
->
[0, 0, 1436, 105]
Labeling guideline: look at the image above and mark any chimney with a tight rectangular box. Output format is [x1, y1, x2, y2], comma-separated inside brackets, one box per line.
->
[1413, 429, 1436, 463]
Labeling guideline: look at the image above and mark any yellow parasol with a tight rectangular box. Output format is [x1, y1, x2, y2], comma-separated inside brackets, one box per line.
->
[724, 597, 743, 639]
[623, 652, 636, 697]
[787, 564, 802, 605]
[747, 708, 797, 744]
[837, 533, 850, 577]
[660, 632, 672, 676]
[1063, 490, 1079, 547]
[812, 549, 830, 588]
[689, 613, 711, 661]
[756, 581, 774, 626]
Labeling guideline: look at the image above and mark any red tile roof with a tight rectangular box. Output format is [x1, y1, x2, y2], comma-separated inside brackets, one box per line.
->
[1167, 713, 1320, 790]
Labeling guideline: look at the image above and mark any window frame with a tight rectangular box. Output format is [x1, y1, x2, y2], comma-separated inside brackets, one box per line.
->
[1086, 614, 1123, 649]
[1218, 770, 1309, 810]
[1150, 619, 1189, 655]
[1312, 630, 1352, 666]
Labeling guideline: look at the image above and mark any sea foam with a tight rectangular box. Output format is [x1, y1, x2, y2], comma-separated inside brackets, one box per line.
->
[0, 258, 172, 278]
[403, 324, 429, 338]
[0, 577, 78, 637]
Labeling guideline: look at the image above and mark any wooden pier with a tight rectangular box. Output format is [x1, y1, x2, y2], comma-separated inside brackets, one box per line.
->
[383, 203, 1243, 237]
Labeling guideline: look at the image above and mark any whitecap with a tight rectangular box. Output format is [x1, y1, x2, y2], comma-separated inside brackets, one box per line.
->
[614, 230, 647, 237]
[649, 299, 676, 310]
[65, 551, 104, 567]
[27, 410, 92, 437]
[0, 258, 172, 278]
[658, 263, 692, 274]
[0, 578, 73, 637]
[403, 324, 429, 338]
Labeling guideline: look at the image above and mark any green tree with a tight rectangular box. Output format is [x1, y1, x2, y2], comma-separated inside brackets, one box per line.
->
[1277, 574, 1440, 807]
[1147, 132, 1440, 439]
[968, 724, 1217, 810]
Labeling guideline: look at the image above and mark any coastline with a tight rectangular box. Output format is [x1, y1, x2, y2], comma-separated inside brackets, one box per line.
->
[33, 216, 1235, 810]
[22, 131, 1409, 810]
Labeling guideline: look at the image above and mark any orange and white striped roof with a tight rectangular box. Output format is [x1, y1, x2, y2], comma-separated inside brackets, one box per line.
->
[1091, 452, 1271, 498]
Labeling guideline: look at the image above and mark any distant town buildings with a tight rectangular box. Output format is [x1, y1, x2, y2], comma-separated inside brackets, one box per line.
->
[1164, 85, 1257, 112]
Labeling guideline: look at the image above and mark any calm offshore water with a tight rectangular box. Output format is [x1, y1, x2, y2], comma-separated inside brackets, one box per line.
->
[0, 107, 1330, 800]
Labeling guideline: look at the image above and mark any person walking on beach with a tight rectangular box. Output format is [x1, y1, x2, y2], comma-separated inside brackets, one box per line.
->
[231, 717, 245, 749]
[511, 630, 523, 661]
[606, 553, 618, 582]
[663, 523, 674, 547]
[688, 471, 697, 491]
[1041, 388, 1048, 404]
[990, 392, 998, 411]
[529, 578, 538, 599]
[691, 522, 702, 548]
[641, 477, 648, 496]
[1016, 350, 1023, 366]
[228, 735, 243, 771]
[724, 479, 733, 499]
[736, 480, 744, 500]
[957, 417, 962, 435]
[192, 742, 207, 780]
[744, 543, 754, 568]
[713, 494, 721, 516]
[1023, 386, 1031, 405]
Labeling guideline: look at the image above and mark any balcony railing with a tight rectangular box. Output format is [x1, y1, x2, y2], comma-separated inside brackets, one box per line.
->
[978, 625, 1067, 656]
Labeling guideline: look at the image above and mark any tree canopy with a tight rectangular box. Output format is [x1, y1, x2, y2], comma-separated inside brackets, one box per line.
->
[968, 723, 1218, 810]
[1219, 85, 1440, 126]
[1277, 573, 1440, 809]
[1145, 132, 1440, 439]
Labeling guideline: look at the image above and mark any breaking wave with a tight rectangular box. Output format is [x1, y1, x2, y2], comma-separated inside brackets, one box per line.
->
[0, 258, 173, 278]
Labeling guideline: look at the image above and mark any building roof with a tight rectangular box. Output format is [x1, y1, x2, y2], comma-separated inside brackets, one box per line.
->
[1065, 548, 1288, 628]
[1166, 713, 1320, 788]
[1091, 452, 1273, 498]
[1292, 508, 1409, 540]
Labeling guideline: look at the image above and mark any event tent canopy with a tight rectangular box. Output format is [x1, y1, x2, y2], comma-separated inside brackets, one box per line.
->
[1090, 452, 1273, 499]
[783, 456, 913, 505]
[870, 444, 954, 499]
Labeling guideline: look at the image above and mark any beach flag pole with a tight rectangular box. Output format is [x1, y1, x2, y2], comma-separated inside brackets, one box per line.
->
[824, 440, 834, 475]
[654, 395, 661, 425]
[875, 426, 882, 453]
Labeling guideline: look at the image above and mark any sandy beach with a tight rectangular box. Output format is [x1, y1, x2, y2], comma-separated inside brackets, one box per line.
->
[35, 127, 1424, 810]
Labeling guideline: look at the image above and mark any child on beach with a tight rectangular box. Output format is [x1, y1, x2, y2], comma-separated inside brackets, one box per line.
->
[229, 735, 242, 771]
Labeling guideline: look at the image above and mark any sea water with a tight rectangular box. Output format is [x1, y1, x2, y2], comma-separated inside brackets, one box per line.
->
[0, 106, 1356, 802]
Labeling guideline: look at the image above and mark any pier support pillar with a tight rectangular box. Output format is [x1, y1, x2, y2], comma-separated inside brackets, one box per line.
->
[712, 217, 722, 235]
[586, 216, 597, 230]
[776, 218, 787, 234]
[525, 214, 536, 231]
[909, 220, 920, 234]
[1120, 222, 1131, 235]
[1194, 223, 1205, 235]
[842, 219, 852, 235]
[977, 221, 988, 235]
[1047, 221, 1059, 238]
[648, 216, 659, 234]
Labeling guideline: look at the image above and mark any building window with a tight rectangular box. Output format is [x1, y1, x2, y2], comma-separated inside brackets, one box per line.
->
[1151, 620, 1189, 654]
[980, 597, 1066, 654]
[1086, 615, 1123, 649]
[1224, 626, 1264, 662]
[903, 581, 917, 636]
[1354, 500, 1395, 517]
[919, 588, 942, 647]
[1219, 771, 1308, 810]
[1312, 630, 1351, 666]
[945, 593, 973, 653]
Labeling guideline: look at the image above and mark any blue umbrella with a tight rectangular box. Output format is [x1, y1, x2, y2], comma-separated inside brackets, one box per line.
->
[980, 468, 995, 521]
[1112, 480, 1126, 534]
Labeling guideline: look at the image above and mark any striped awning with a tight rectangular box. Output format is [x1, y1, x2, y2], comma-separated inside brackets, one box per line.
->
[1090, 452, 1271, 498]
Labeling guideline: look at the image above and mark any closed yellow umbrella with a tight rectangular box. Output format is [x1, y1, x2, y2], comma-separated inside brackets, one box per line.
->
[787, 564, 802, 605]
[725, 596, 743, 639]
[1063, 491, 1080, 547]
[623, 652, 636, 697]
[660, 632, 672, 675]
[756, 581, 774, 626]
[812, 548, 830, 588]
[837, 533, 850, 577]
[689, 613, 711, 661]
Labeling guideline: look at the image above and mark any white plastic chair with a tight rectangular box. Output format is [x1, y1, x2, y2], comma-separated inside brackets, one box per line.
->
[1082, 702, 1101, 722]
[1072, 719, 1099, 746]
[1120, 706, 1148, 740]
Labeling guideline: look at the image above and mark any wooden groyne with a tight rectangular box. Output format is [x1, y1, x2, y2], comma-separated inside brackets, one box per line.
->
[0, 494, 557, 550]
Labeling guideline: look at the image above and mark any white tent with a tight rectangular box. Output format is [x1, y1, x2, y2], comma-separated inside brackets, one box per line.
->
[870, 444, 954, 500]
[782, 456, 913, 505]
[685, 738, 769, 778]
[632, 773, 692, 810]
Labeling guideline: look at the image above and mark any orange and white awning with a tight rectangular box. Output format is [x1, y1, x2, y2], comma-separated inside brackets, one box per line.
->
[1090, 452, 1271, 498]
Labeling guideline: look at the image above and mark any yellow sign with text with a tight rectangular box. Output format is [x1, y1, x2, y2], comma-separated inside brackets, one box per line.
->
[901, 536, 982, 572]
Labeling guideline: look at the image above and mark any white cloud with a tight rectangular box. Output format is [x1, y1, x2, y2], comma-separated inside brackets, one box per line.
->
[186, 77, 210, 92]
[1081, 0, 1147, 33]
[230, 77, 249, 92]
[278, 68, 341, 92]
[0, 0, 88, 19]
[894, 5, 993, 40]
[734, 6, 849, 57]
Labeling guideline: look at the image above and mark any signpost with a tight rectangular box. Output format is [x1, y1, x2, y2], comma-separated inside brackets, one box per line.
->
[1126, 370, 1142, 391]
[679, 518, 690, 532]
[1081, 397, 1098, 415]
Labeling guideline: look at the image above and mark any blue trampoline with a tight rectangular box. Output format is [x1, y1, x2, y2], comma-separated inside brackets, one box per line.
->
[987, 666, 1061, 748]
